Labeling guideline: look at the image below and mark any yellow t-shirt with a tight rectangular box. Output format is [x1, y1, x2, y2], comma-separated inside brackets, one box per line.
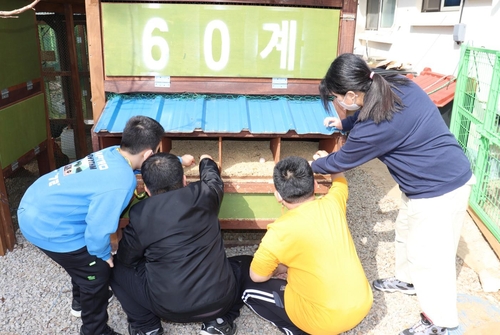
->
[251, 177, 373, 335]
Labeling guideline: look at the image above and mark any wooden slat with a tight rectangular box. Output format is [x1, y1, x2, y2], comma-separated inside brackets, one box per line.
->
[161, 137, 172, 153]
[319, 133, 346, 152]
[338, 0, 357, 55]
[468, 206, 500, 260]
[0, 79, 42, 109]
[1, 140, 48, 178]
[165, 0, 343, 7]
[218, 137, 223, 172]
[270, 137, 281, 163]
[35, 5, 57, 174]
[104, 77, 322, 95]
[37, 1, 86, 14]
[221, 179, 331, 194]
[85, 0, 106, 124]
[65, 3, 88, 159]
[95, 131, 335, 140]
[112, 217, 271, 251]
[0, 162, 16, 256]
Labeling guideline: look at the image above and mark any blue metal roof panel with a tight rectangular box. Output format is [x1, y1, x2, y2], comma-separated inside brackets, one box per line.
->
[158, 97, 204, 133]
[247, 99, 292, 134]
[289, 99, 336, 135]
[204, 97, 248, 133]
[94, 95, 339, 135]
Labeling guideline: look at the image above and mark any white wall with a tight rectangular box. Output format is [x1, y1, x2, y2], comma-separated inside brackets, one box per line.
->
[354, 0, 500, 75]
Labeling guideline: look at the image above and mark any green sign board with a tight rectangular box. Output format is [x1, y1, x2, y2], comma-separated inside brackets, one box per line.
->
[0, 0, 40, 89]
[102, 3, 339, 79]
[0, 94, 47, 167]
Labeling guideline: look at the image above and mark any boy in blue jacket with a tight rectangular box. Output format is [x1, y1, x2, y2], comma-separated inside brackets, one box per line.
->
[18, 116, 167, 335]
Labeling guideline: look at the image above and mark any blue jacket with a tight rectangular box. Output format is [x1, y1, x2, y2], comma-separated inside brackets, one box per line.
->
[312, 80, 472, 198]
[18, 146, 135, 261]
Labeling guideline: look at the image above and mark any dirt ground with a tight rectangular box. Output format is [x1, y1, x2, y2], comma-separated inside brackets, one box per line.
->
[3, 140, 500, 334]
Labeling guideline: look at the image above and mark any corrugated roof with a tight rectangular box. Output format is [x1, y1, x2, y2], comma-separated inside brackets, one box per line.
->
[410, 68, 456, 107]
[95, 95, 339, 135]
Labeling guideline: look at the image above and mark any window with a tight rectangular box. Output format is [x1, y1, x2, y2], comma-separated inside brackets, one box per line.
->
[366, 0, 396, 30]
[422, 0, 463, 12]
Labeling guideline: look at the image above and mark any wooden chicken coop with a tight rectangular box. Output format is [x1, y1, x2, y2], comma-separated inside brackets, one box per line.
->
[86, 0, 357, 231]
[0, 0, 56, 256]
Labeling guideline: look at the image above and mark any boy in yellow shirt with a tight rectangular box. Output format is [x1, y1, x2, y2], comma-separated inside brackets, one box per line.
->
[242, 156, 372, 335]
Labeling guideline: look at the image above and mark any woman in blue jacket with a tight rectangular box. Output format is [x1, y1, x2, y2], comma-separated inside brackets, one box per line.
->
[312, 53, 475, 335]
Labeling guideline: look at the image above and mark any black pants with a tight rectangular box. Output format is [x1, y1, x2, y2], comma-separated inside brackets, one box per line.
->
[240, 258, 309, 335]
[40, 246, 111, 335]
[110, 255, 252, 333]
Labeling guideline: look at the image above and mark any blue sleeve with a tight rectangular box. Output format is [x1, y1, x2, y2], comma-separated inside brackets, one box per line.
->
[311, 122, 388, 174]
[341, 110, 360, 131]
[85, 187, 135, 261]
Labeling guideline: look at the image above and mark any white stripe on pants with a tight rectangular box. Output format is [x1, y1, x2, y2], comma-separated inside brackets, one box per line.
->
[394, 176, 474, 328]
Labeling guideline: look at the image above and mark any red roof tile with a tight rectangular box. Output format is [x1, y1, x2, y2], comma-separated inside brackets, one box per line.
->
[409, 68, 456, 107]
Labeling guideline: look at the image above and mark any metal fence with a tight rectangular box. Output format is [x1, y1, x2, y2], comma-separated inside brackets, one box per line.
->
[450, 45, 500, 242]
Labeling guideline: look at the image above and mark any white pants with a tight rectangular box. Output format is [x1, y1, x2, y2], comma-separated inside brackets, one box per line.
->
[394, 176, 475, 328]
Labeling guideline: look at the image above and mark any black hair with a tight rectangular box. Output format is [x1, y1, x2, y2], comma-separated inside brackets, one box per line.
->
[319, 53, 411, 124]
[273, 156, 315, 204]
[141, 153, 184, 195]
[120, 116, 164, 155]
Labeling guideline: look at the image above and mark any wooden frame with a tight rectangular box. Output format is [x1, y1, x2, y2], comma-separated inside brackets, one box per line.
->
[93, 131, 346, 159]
[0, 4, 55, 254]
[110, 173, 336, 250]
[0, 165, 16, 256]
[85, 0, 354, 238]
[85, 0, 358, 123]
[36, 3, 89, 159]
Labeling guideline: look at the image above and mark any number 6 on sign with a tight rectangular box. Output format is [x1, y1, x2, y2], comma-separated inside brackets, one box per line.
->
[143, 18, 169, 71]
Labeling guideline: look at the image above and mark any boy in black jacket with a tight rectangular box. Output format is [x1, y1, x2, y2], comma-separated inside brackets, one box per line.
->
[111, 153, 251, 335]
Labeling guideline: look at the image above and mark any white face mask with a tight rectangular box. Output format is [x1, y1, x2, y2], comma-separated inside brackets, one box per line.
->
[337, 94, 360, 111]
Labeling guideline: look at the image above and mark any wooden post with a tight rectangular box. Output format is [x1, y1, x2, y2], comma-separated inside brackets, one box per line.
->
[338, 0, 357, 55]
[85, 0, 106, 124]
[34, 6, 56, 173]
[218, 137, 223, 172]
[65, 3, 88, 159]
[161, 137, 172, 153]
[0, 165, 16, 256]
[270, 137, 281, 163]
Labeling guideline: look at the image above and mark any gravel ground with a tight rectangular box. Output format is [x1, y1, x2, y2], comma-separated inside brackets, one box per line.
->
[1, 166, 500, 335]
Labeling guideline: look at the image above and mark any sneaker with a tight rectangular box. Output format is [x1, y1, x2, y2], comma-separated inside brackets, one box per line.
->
[372, 277, 416, 295]
[71, 289, 114, 317]
[80, 324, 123, 335]
[400, 313, 449, 335]
[128, 324, 164, 335]
[200, 318, 237, 335]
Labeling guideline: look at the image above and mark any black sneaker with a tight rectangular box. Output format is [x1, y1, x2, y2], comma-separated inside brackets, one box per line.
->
[80, 324, 123, 335]
[372, 277, 416, 295]
[200, 318, 237, 335]
[128, 324, 164, 335]
[71, 289, 114, 317]
[400, 313, 449, 335]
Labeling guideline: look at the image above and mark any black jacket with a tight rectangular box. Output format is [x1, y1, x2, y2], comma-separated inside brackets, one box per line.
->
[116, 158, 237, 320]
